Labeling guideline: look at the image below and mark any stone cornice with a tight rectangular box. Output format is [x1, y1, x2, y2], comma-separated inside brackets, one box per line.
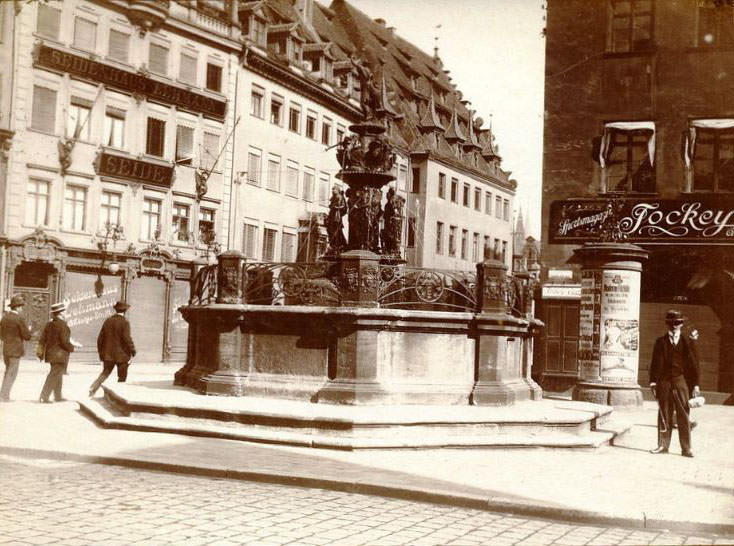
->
[410, 150, 515, 194]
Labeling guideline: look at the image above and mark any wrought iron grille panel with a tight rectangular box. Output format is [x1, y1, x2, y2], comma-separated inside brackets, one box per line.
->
[190, 264, 217, 305]
[378, 265, 477, 312]
[244, 262, 341, 306]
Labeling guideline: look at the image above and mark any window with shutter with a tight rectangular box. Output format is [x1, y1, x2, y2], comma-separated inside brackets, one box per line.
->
[108, 30, 129, 63]
[267, 157, 280, 191]
[302, 170, 314, 202]
[175, 126, 194, 165]
[180, 53, 197, 85]
[146, 118, 166, 157]
[201, 132, 219, 171]
[318, 174, 329, 206]
[32, 86, 57, 133]
[37, 4, 61, 40]
[286, 165, 298, 197]
[149, 43, 169, 75]
[74, 17, 97, 51]
[243, 224, 258, 258]
[206, 63, 222, 92]
[262, 228, 277, 261]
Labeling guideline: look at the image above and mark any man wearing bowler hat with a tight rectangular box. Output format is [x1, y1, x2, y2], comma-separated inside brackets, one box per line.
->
[89, 301, 136, 397]
[649, 309, 700, 458]
[0, 295, 32, 402]
[38, 302, 78, 403]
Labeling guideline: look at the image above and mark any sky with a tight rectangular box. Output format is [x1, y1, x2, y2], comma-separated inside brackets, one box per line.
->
[347, 0, 546, 238]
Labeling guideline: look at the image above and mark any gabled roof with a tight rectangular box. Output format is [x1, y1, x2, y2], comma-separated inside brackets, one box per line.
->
[418, 95, 444, 133]
[463, 114, 481, 152]
[444, 108, 466, 143]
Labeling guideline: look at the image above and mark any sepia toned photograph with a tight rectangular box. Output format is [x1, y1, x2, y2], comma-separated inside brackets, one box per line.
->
[0, 0, 733, 545]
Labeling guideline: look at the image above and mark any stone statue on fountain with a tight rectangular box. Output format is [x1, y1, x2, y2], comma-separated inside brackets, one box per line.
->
[381, 187, 405, 259]
[326, 185, 347, 256]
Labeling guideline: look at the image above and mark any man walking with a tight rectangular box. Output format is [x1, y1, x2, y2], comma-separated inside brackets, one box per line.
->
[0, 295, 32, 402]
[89, 301, 136, 397]
[649, 309, 700, 458]
[38, 302, 77, 403]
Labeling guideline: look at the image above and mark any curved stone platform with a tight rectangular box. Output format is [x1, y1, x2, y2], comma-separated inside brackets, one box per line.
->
[78, 382, 629, 450]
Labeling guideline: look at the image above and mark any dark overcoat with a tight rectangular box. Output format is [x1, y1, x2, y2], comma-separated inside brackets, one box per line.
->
[40, 317, 75, 364]
[97, 314, 136, 363]
[0, 311, 32, 358]
[649, 334, 699, 392]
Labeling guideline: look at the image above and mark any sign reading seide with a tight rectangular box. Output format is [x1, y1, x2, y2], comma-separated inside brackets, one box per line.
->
[549, 195, 734, 244]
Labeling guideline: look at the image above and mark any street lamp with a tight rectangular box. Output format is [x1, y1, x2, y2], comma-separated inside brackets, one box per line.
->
[91, 222, 125, 297]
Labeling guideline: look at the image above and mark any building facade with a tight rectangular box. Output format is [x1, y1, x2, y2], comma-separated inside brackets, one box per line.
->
[1, 0, 240, 361]
[538, 0, 734, 395]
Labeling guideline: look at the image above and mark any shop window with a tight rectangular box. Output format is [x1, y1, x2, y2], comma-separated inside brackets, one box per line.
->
[306, 112, 317, 139]
[609, 0, 653, 53]
[37, 4, 61, 40]
[175, 125, 194, 166]
[598, 121, 656, 192]
[251, 86, 264, 118]
[450, 177, 458, 203]
[104, 108, 125, 149]
[449, 225, 457, 257]
[321, 118, 331, 146]
[31, 86, 56, 133]
[286, 164, 298, 197]
[289, 104, 301, 133]
[281, 232, 296, 262]
[67, 98, 92, 141]
[108, 29, 130, 63]
[436, 221, 444, 254]
[172, 203, 190, 242]
[73, 16, 97, 51]
[485, 192, 492, 215]
[201, 132, 220, 171]
[262, 228, 277, 261]
[302, 169, 314, 202]
[63, 185, 87, 231]
[142, 198, 161, 240]
[697, 0, 734, 47]
[243, 223, 258, 258]
[149, 43, 169, 76]
[461, 229, 468, 260]
[206, 63, 222, 92]
[267, 156, 281, 192]
[687, 121, 734, 192]
[472, 233, 479, 262]
[318, 173, 329, 206]
[179, 53, 198, 85]
[411, 168, 420, 193]
[25, 178, 49, 227]
[495, 196, 502, 218]
[270, 95, 283, 126]
[199, 208, 215, 241]
[438, 172, 446, 198]
[247, 149, 261, 186]
[101, 191, 121, 227]
[146, 118, 166, 157]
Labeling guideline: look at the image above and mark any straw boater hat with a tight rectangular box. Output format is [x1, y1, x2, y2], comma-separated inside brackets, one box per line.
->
[113, 301, 130, 312]
[50, 302, 66, 314]
[665, 309, 686, 324]
[9, 295, 25, 308]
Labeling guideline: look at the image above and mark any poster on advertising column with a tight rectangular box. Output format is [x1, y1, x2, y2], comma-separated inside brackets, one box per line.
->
[599, 270, 640, 383]
[578, 270, 601, 381]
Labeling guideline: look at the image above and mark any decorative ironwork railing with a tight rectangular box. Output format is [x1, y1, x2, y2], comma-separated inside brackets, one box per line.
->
[378, 266, 477, 312]
[190, 264, 217, 305]
[243, 262, 341, 306]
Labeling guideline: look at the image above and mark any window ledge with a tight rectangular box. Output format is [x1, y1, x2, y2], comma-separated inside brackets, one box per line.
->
[602, 48, 657, 59]
[59, 228, 91, 236]
[26, 128, 59, 138]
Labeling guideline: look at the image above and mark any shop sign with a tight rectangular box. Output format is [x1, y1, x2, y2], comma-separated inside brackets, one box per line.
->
[35, 44, 226, 120]
[541, 284, 581, 299]
[549, 196, 734, 244]
[95, 151, 173, 187]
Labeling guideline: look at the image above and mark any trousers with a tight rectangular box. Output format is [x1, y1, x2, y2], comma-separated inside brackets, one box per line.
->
[656, 375, 691, 453]
[88, 360, 129, 396]
[40, 362, 65, 401]
[1, 356, 20, 401]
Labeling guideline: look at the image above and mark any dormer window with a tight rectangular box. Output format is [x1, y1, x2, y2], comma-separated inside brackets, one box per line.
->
[245, 16, 266, 46]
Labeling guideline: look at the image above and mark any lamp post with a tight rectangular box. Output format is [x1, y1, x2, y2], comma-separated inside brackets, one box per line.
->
[91, 222, 124, 297]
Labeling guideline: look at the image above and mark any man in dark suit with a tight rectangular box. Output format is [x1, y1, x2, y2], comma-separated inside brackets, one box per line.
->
[88, 301, 136, 397]
[38, 302, 77, 403]
[0, 295, 32, 402]
[649, 309, 700, 458]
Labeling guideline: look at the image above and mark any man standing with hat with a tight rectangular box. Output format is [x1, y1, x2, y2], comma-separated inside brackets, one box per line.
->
[89, 301, 136, 397]
[649, 309, 700, 458]
[0, 295, 32, 402]
[38, 302, 78, 403]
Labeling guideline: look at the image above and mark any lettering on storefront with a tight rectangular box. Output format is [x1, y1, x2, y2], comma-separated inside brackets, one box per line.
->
[549, 196, 734, 244]
[66, 284, 118, 329]
[95, 152, 174, 187]
[35, 44, 226, 120]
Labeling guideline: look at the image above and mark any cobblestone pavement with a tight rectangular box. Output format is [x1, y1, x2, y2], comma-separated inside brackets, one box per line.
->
[2, 456, 733, 546]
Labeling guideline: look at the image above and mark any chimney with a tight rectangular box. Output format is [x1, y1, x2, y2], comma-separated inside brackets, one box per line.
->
[295, 0, 314, 26]
[387, 26, 396, 37]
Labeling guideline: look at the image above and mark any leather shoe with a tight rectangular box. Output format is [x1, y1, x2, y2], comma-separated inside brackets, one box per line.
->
[650, 446, 668, 454]
[682, 451, 694, 458]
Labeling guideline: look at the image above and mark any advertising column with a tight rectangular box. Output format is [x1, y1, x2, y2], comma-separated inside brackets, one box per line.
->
[572, 243, 647, 406]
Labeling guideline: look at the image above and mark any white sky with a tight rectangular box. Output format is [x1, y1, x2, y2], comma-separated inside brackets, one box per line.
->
[347, 0, 546, 238]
